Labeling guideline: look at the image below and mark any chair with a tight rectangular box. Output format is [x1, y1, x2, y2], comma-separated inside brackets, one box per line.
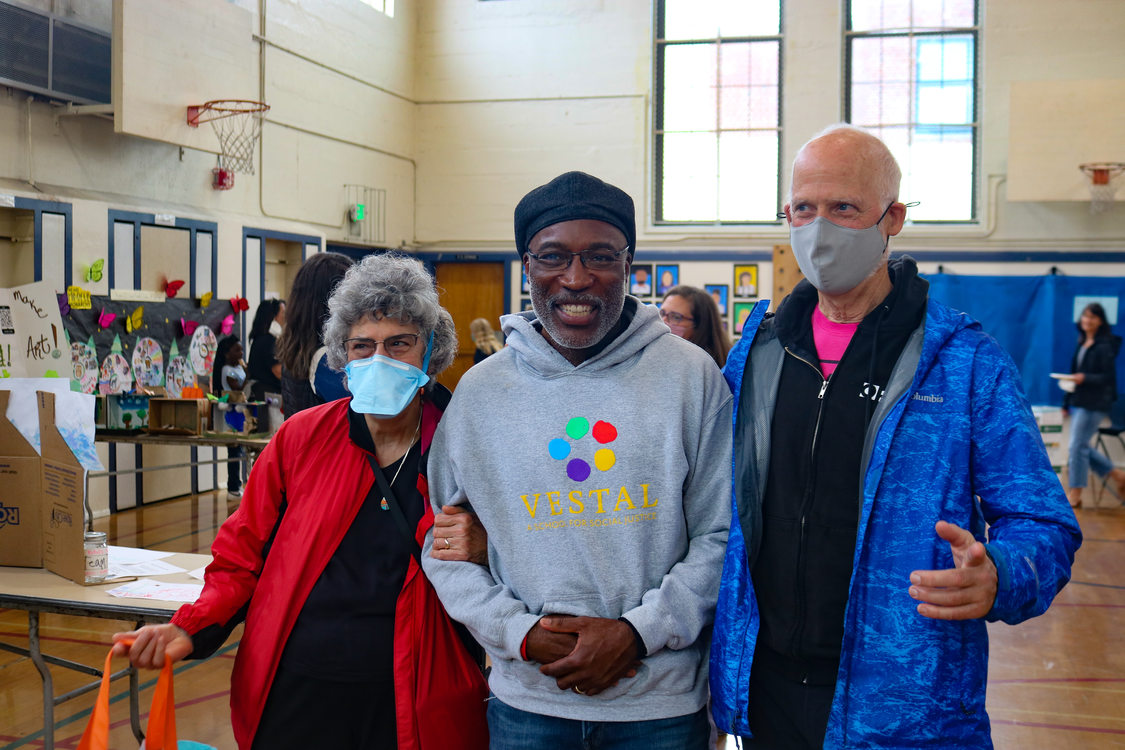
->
[1092, 399, 1125, 507]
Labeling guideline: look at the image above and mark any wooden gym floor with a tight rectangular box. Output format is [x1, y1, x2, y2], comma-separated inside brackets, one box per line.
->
[1, 491, 1123, 749]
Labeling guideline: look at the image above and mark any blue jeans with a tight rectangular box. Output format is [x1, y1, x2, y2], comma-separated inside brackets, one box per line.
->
[1068, 407, 1113, 487]
[487, 697, 709, 750]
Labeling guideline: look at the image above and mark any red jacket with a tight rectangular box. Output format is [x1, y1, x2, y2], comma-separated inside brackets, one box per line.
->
[171, 397, 487, 749]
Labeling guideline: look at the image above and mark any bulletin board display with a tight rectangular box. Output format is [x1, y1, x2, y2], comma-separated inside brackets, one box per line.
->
[58, 294, 240, 397]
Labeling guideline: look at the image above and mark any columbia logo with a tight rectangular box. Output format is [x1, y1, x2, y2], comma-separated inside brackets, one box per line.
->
[913, 392, 944, 403]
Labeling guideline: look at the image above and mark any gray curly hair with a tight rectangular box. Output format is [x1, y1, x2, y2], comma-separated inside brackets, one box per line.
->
[322, 253, 457, 384]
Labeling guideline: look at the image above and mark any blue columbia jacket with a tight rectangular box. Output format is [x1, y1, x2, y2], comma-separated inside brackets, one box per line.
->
[710, 288, 1082, 747]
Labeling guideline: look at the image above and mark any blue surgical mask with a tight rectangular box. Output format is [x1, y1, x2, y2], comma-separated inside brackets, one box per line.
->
[344, 332, 433, 416]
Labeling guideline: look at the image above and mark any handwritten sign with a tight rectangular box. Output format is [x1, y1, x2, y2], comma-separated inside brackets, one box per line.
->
[0, 281, 67, 379]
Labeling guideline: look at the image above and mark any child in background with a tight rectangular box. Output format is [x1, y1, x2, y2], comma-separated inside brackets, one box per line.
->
[213, 336, 246, 498]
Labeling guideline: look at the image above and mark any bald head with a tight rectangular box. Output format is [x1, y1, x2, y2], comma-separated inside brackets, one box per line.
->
[789, 124, 901, 207]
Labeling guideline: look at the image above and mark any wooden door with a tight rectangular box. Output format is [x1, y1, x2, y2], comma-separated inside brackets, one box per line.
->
[434, 262, 505, 392]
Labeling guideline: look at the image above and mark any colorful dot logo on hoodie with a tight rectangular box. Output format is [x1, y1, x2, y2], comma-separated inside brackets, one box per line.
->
[549, 417, 618, 481]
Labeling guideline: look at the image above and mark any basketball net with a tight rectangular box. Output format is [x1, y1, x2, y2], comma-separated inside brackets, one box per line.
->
[1079, 163, 1125, 214]
[187, 100, 270, 175]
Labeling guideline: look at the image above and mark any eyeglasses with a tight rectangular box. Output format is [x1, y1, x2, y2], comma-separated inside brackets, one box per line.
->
[659, 309, 694, 326]
[343, 333, 420, 359]
[526, 247, 629, 272]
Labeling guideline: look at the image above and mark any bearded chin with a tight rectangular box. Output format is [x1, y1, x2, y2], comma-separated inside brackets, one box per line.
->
[529, 283, 626, 351]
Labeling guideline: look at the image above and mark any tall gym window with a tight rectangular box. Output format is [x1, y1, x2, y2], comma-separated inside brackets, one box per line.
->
[846, 0, 978, 221]
[655, 1, 782, 224]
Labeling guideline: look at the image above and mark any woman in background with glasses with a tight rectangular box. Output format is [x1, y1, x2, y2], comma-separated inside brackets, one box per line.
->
[113, 254, 488, 750]
[660, 285, 732, 368]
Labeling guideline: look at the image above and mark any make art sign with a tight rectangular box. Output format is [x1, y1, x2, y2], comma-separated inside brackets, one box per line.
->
[0, 281, 67, 379]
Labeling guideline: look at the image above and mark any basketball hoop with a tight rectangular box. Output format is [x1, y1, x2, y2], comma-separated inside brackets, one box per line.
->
[1079, 162, 1125, 214]
[186, 99, 270, 175]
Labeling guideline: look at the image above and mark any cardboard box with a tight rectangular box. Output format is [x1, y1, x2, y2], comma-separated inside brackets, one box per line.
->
[38, 391, 87, 584]
[211, 400, 270, 436]
[147, 398, 211, 435]
[0, 389, 43, 567]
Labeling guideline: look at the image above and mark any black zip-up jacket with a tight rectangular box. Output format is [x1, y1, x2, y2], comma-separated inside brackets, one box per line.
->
[749, 258, 928, 683]
[1063, 332, 1120, 413]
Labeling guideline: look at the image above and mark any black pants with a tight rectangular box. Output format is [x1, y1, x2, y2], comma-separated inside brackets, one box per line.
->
[252, 665, 397, 749]
[227, 446, 243, 493]
[746, 657, 835, 749]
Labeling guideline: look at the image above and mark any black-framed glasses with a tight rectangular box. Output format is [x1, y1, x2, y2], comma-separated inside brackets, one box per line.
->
[343, 334, 420, 359]
[526, 247, 629, 272]
[659, 309, 694, 326]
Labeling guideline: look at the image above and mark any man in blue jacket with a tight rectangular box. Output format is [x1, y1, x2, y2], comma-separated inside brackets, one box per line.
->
[710, 124, 1083, 749]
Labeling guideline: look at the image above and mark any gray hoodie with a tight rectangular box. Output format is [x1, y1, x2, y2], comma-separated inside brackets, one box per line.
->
[422, 298, 732, 722]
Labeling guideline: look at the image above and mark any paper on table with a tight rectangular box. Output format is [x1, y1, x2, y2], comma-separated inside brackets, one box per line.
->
[107, 559, 187, 578]
[188, 566, 207, 581]
[1049, 373, 1078, 380]
[108, 546, 175, 565]
[106, 579, 203, 603]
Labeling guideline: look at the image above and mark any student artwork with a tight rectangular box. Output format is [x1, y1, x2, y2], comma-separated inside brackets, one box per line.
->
[733, 302, 755, 335]
[84, 259, 105, 283]
[66, 286, 92, 310]
[164, 279, 185, 298]
[230, 295, 250, 313]
[125, 305, 144, 334]
[221, 313, 235, 335]
[704, 284, 729, 315]
[200, 291, 213, 308]
[98, 308, 116, 329]
[181, 317, 199, 337]
[71, 336, 99, 394]
[733, 264, 759, 298]
[131, 337, 165, 389]
[521, 298, 534, 312]
[165, 340, 194, 398]
[98, 334, 133, 394]
[630, 265, 654, 296]
[656, 265, 680, 295]
[189, 324, 218, 376]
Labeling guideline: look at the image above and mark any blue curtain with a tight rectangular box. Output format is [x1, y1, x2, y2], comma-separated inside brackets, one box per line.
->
[923, 273, 1125, 406]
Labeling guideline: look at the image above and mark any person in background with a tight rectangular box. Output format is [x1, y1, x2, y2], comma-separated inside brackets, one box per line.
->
[213, 335, 247, 498]
[276, 252, 354, 417]
[660, 285, 732, 368]
[112, 254, 489, 750]
[247, 298, 285, 400]
[1063, 302, 1125, 507]
[710, 124, 1082, 748]
[470, 317, 503, 364]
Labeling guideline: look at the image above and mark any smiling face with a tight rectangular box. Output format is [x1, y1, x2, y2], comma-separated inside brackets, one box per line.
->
[524, 219, 629, 364]
[1080, 308, 1105, 336]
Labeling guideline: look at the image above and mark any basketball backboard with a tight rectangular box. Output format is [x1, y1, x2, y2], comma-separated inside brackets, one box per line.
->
[112, 0, 257, 153]
[1007, 79, 1125, 202]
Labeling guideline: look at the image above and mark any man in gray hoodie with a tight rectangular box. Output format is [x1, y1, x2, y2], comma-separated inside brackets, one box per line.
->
[422, 171, 732, 749]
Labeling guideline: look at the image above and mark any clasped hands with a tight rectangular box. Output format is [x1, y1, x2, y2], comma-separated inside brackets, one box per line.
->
[524, 615, 641, 697]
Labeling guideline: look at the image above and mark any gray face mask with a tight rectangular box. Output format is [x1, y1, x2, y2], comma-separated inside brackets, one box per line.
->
[790, 204, 893, 295]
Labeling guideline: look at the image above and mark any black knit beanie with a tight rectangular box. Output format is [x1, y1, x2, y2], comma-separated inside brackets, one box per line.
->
[513, 171, 636, 259]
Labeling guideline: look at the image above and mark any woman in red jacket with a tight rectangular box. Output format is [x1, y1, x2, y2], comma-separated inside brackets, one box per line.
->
[114, 253, 488, 750]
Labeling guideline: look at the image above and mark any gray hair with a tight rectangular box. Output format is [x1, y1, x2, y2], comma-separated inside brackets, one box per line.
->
[789, 123, 902, 206]
[323, 252, 457, 384]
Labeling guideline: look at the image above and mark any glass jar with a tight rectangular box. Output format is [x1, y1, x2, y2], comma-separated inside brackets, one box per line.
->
[84, 531, 108, 584]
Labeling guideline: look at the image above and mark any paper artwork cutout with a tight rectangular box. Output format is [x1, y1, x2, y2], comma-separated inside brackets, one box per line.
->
[98, 308, 116, 329]
[189, 324, 218, 376]
[84, 259, 104, 283]
[58, 296, 69, 317]
[131, 337, 164, 388]
[99, 335, 133, 394]
[71, 337, 99, 394]
[125, 305, 144, 333]
[201, 291, 213, 308]
[230, 295, 249, 313]
[165, 340, 193, 398]
[181, 318, 199, 337]
[66, 286, 92, 310]
[165, 279, 185, 298]
[221, 313, 234, 335]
